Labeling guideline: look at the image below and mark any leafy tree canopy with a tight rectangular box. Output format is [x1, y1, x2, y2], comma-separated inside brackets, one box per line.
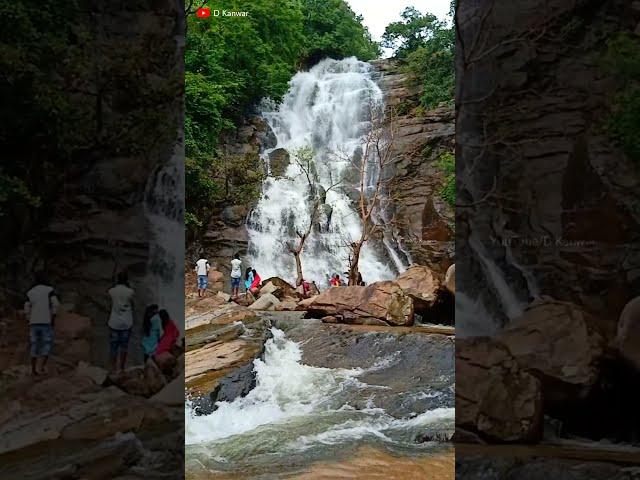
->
[382, 4, 454, 109]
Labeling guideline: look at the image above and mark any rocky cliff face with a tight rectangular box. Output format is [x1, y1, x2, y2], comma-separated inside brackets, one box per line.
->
[455, 0, 640, 471]
[372, 59, 455, 274]
[194, 116, 273, 280]
[2, 1, 185, 364]
[457, 0, 640, 334]
[196, 59, 455, 283]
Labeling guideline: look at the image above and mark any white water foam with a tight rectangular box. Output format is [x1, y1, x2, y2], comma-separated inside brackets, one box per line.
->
[292, 407, 455, 450]
[185, 328, 453, 453]
[247, 57, 403, 287]
[185, 328, 363, 445]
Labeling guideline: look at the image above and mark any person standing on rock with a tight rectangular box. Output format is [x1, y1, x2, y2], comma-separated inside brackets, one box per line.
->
[141, 304, 163, 362]
[230, 253, 243, 299]
[244, 267, 254, 294]
[25, 271, 60, 376]
[194, 257, 211, 298]
[107, 271, 135, 373]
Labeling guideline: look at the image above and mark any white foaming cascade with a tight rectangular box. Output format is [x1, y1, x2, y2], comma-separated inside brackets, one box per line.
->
[185, 328, 454, 451]
[185, 328, 363, 445]
[247, 57, 402, 286]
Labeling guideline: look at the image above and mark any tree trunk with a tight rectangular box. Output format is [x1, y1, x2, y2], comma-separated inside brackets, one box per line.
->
[348, 243, 362, 286]
[294, 251, 303, 286]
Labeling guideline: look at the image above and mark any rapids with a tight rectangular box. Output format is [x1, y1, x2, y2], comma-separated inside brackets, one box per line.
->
[185, 328, 454, 476]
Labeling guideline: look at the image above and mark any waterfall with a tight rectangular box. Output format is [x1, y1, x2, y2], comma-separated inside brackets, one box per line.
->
[144, 144, 185, 334]
[246, 58, 399, 286]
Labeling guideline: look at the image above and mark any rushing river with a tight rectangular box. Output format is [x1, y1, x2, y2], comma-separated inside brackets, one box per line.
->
[246, 57, 408, 287]
[185, 328, 454, 477]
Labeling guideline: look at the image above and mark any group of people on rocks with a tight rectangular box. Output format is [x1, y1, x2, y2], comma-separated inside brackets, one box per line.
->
[24, 270, 180, 376]
[194, 254, 364, 301]
[195, 253, 261, 300]
[329, 272, 364, 287]
[108, 272, 180, 372]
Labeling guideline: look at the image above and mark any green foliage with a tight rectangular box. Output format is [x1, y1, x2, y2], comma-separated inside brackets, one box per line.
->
[1, 0, 181, 246]
[185, 0, 379, 231]
[185, 153, 264, 229]
[0, 0, 86, 221]
[608, 87, 640, 161]
[292, 146, 318, 184]
[601, 32, 640, 162]
[436, 151, 455, 207]
[382, 5, 454, 109]
[407, 25, 454, 109]
[301, 0, 380, 64]
[0, 171, 41, 217]
[381, 7, 440, 58]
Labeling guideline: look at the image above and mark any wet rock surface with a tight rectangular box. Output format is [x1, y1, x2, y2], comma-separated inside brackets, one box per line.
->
[272, 316, 454, 419]
[185, 300, 270, 410]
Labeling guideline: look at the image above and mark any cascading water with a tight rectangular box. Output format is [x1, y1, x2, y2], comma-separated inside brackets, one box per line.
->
[144, 145, 185, 334]
[247, 57, 403, 286]
[185, 328, 454, 474]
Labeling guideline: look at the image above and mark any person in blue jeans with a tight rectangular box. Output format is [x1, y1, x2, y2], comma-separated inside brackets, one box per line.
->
[195, 257, 211, 298]
[25, 272, 60, 376]
[107, 272, 135, 373]
[141, 304, 163, 362]
[230, 253, 242, 299]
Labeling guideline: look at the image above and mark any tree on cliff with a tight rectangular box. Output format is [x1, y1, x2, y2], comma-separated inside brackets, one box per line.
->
[285, 147, 341, 286]
[382, 4, 454, 109]
[338, 104, 398, 286]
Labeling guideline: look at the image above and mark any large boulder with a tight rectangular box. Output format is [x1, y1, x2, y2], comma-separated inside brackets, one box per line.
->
[275, 300, 299, 311]
[617, 296, 640, 371]
[109, 361, 167, 398]
[307, 281, 414, 326]
[260, 277, 299, 300]
[456, 337, 543, 442]
[396, 265, 441, 309]
[208, 270, 225, 293]
[151, 375, 184, 406]
[498, 299, 605, 403]
[76, 361, 108, 386]
[444, 264, 455, 294]
[58, 338, 91, 364]
[248, 293, 281, 311]
[296, 295, 318, 311]
[268, 148, 290, 177]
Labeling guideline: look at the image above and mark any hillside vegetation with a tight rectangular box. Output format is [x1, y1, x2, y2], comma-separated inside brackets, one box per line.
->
[185, 0, 379, 230]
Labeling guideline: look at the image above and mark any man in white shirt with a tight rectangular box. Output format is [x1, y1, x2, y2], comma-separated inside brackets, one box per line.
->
[195, 257, 211, 298]
[25, 272, 60, 376]
[230, 253, 242, 299]
[107, 272, 135, 373]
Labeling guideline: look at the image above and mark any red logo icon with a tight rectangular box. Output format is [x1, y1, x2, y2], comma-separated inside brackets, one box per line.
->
[196, 7, 210, 18]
